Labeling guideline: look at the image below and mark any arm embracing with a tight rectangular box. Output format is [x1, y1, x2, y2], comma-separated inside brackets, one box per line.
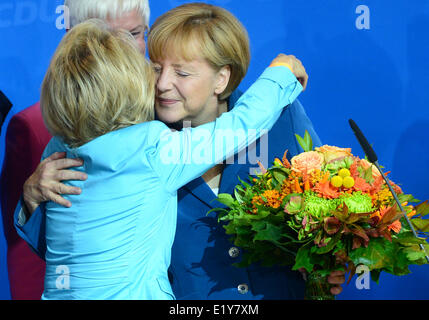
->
[152, 55, 306, 192]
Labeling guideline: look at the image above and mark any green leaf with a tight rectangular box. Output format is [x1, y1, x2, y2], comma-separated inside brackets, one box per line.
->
[253, 222, 283, 242]
[363, 166, 374, 184]
[237, 176, 252, 189]
[370, 269, 381, 284]
[398, 193, 420, 204]
[295, 130, 313, 152]
[304, 130, 313, 152]
[394, 231, 427, 245]
[412, 218, 429, 232]
[271, 167, 288, 184]
[314, 229, 341, 254]
[284, 195, 303, 214]
[403, 246, 426, 261]
[292, 244, 314, 273]
[234, 188, 245, 204]
[415, 201, 429, 217]
[215, 193, 235, 208]
[349, 237, 395, 271]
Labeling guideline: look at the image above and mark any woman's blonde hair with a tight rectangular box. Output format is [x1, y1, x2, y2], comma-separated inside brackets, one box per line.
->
[41, 19, 155, 148]
[147, 2, 250, 101]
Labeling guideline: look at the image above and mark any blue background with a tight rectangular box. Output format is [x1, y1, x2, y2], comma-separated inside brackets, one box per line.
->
[0, 0, 428, 299]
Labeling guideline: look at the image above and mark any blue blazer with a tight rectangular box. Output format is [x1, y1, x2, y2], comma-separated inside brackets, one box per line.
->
[169, 96, 322, 300]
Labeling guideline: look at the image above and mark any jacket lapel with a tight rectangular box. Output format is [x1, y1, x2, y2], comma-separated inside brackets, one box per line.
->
[183, 176, 218, 209]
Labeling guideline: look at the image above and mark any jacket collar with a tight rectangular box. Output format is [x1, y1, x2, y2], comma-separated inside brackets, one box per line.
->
[182, 160, 252, 209]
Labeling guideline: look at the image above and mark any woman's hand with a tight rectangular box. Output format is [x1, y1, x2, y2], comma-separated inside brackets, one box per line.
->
[327, 270, 346, 295]
[270, 54, 308, 90]
[23, 152, 88, 214]
[299, 268, 346, 296]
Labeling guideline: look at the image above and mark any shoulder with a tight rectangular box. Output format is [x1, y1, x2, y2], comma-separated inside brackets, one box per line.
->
[121, 120, 170, 145]
[11, 102, 42, 123]
[7, 102, 51, 146]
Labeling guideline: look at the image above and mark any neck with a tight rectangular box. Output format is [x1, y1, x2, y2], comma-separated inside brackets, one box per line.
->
[198, 100, 228, 189]
[202, 163, 225, 189]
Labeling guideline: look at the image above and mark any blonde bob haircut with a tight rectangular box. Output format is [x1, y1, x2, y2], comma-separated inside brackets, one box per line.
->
[64, 0, 150, 29]
[41, 19, 155, 148]
[148, 2, 250, 101]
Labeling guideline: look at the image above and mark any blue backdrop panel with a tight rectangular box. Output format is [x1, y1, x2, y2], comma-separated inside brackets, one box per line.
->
[0, 0, 428, 300]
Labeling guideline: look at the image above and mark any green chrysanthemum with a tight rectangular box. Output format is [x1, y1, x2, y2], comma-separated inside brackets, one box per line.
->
[303, 191, 340, 218]
[339, 191, 373, 213]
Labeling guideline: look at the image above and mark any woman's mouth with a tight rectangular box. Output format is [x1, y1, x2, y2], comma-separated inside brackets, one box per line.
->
[157, 97, 179, 106]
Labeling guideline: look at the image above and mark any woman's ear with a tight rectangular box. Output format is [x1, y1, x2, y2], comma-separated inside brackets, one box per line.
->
[214, 65, 231, 95]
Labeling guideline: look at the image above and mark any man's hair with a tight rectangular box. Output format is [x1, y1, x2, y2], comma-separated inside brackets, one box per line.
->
[65, 0, 150, 29]
[41, 19, 155, 148]
[148, 2, 250, 101]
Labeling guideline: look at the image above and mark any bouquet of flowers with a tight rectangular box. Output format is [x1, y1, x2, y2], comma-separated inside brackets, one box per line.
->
[211, 131, 429, 299]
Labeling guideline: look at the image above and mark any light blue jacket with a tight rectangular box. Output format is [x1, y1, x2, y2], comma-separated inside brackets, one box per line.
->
[14, 66, 302, 299]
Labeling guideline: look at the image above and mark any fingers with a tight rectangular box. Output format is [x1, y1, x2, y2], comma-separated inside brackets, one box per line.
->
[54, 182, 82, 196]
[47, 190, 72, 208]
[43, 152, 84, 170]
[23, 152, 87, 210]
[55, 169, 88, 182]
[298, 69, 308, 91]
[327, 270, 346, 285]
[327, 270, 346, 296]
[270, 54, 308, 91]
[40, 154, 87, 182]
[45, 151, 67, 161]
[327, 270, 345, 296]
[291, 59, 308, 91]
[45, 183, 82, 208]
[51, 157, 84, 171]
[330, 285, 343, 295]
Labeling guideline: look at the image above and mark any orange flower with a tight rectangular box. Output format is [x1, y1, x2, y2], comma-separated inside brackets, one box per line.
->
[372, 206, 402, 233]
[352, 176, 372, 193]
[315, 145, 352, 163]
[388, 220, 402, 233]
[291, 151, 324, 175]
[313, 180, 341, 199]
[252, 190, 283, 209]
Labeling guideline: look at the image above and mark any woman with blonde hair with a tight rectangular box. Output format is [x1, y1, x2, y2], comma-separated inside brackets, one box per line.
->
[16, 15, 306, 299]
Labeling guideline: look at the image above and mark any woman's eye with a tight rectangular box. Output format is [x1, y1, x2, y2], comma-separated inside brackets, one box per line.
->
[153, 66, 161, 73]
[176, 71, 189, 77]
[131, 31, 141, 38]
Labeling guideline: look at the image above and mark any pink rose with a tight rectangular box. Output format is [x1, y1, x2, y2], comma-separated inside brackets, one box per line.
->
[315, 145, 352, 163]
[291, 151, 324, 174]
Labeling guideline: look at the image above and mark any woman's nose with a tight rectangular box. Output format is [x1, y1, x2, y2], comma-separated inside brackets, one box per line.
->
[156, 69, 173, 92]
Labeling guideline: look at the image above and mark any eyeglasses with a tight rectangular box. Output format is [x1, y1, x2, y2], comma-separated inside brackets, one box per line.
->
[130, 25, 149, 40]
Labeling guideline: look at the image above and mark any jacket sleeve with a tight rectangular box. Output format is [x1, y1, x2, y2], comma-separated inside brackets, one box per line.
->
[287, 99, 322, 153]
[149, 66, 303, 192]
[13, 199, 46, 260]
[1, 107, 51, 250]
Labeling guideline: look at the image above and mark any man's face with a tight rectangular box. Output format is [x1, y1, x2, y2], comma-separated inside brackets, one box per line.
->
[106, 9, 147, 54]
